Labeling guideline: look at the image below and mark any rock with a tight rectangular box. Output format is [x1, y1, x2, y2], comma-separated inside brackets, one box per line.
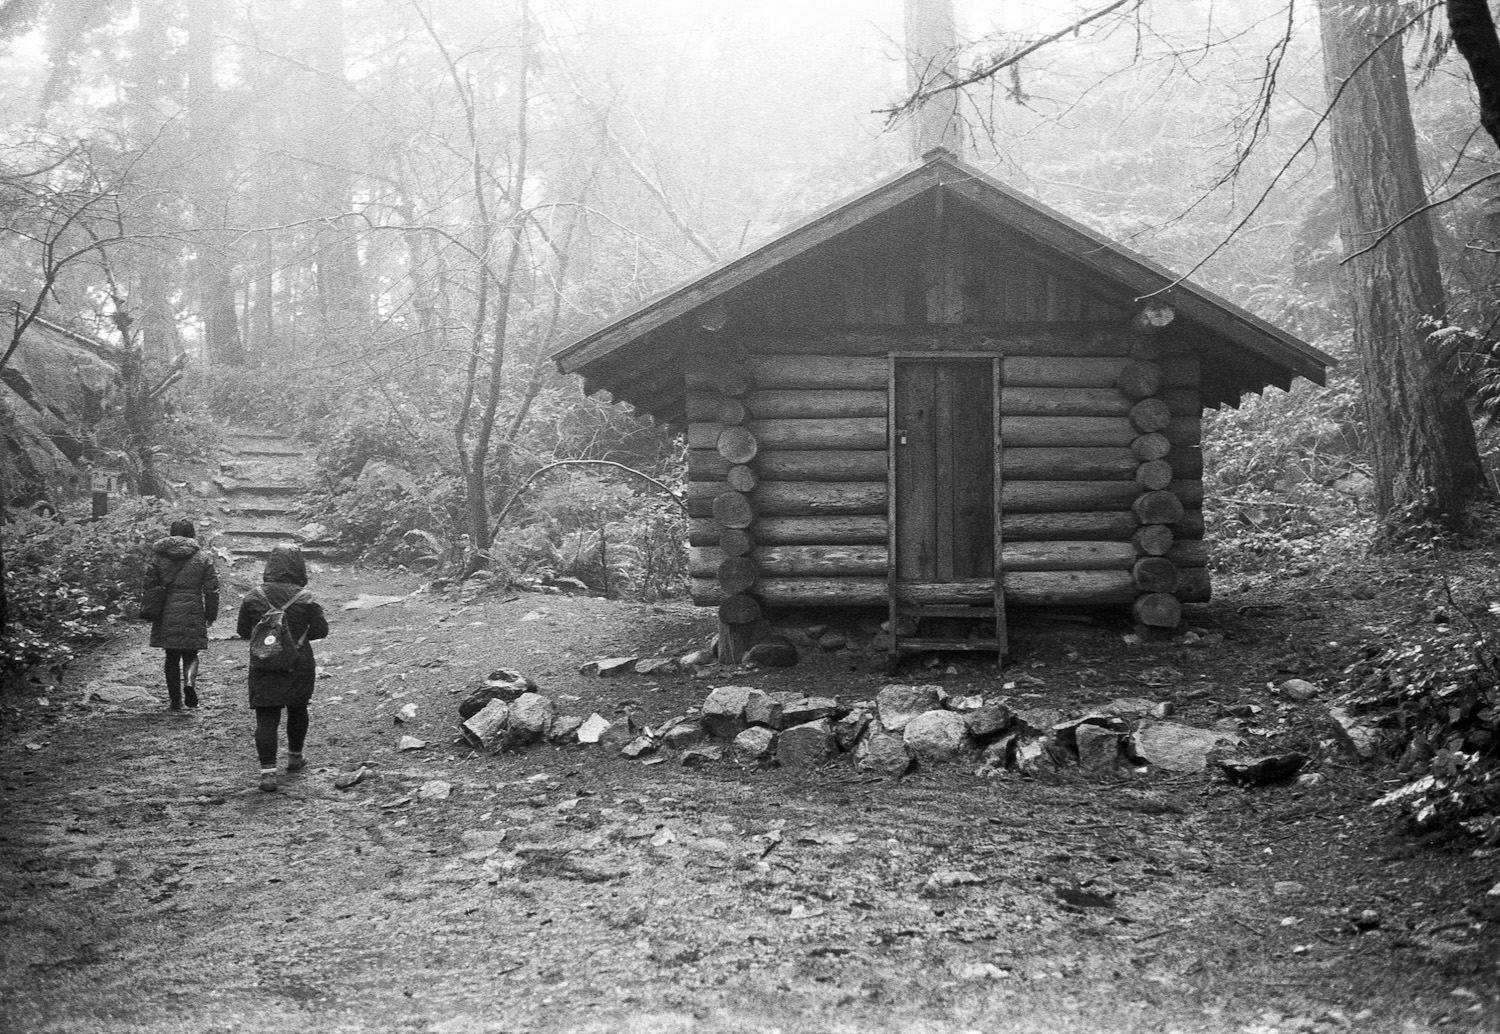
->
[661, 719, 706, 750]
[1013, 736, 1064, 777]
[701, 685, 756, 739]
[817, 632, 847, 651]
[779, 695, 840, 726]
[1219, 753, 1308, 786]
[681, 744, 724, 767]
[963, 702, 1013, 738]
[744, 636, 798, 668]
[679, 649, 715, 669]
[599, 716, 639, 749]
[855, 728, 911, 776]
[1329, 707, 1380, 759]
[875, 684, 943, 732]
[546, 576, 590, 595]
[577, 713, 611, 744]
[395, 702, 418, 723]
[507, 693, 554, 743]
[460, 829, 507, 850]
[580, 656, 638, 677]
[417, 780, 452, 800]
[1273, 880, 1307, 897]
[1074, 724, 1122, 771]
[778, 719, 837, 768]
[922, 870, 985, 895]
[334, 766, 369, 790]
[834, 711, 870, 752]
[460, 699, 510, 751]
[1296, 772, 1325, 788]
[634, 657, 678, 676]
[1012, 707, 1064, 738]
[733, 726, 777, 761]
[904, 710, 974, 764]
[1105, 697, 1160, 720]
[948, 694, 985, 712]
[458, 669, 536, 718]
[979, 734, 1016, 770]
[85, 683, 155, 705]
[1054, 714, 1127, 751]
[620, 735, 658, 759]
[743, 691, 784, 729]
[547, 714, 584, 745]
[1280, 678, 1320, 702]
[295, 522, 332, 543]
[1150, 701, 1173, 719]
[397, 735, 427, 751]
[1130, 720, 1242, 773]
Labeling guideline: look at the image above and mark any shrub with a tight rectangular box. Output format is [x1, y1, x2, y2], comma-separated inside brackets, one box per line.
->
[1, 496, 175, 673]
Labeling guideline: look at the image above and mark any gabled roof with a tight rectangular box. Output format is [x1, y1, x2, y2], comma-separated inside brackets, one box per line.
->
[553, 149, 1334, 419]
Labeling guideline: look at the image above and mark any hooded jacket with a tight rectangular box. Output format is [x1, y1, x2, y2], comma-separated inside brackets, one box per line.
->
[145, 535, 220, 651]
[236, 548, 329, 707]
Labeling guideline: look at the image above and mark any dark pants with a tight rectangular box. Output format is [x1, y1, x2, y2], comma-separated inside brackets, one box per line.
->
[164, 649, 198, 698]
[254, 705, 309, 767]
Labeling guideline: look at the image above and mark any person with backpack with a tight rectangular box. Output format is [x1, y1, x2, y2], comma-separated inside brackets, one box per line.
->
[141, 518, 220, 712]
[236, 546, 328, 792]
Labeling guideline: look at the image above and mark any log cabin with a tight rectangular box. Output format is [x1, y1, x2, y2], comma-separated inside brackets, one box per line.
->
[552, 148, 1334, 666]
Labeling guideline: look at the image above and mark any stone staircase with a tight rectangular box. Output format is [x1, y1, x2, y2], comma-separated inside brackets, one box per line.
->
[212, 427, 331, 560]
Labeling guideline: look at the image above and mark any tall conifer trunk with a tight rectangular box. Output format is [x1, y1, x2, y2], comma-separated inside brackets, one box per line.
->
[1316, 0, 1489, 528]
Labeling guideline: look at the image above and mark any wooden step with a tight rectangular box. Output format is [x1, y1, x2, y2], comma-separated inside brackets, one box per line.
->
[896, 604, 998, 619]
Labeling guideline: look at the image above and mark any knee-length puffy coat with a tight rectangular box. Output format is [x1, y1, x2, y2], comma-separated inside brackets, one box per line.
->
[144, 536, 220, 651]
[236, 548, 329, 708]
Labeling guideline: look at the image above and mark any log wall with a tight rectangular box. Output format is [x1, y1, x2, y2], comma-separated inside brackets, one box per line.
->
[686, 324, 1209, 629]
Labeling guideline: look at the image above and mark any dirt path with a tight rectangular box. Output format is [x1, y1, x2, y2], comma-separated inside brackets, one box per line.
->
[2, 559, 1499, 1034]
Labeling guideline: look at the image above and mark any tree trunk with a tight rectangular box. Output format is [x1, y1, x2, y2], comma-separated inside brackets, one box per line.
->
[1317, 0, 1490, 528]
[904, 0, 964, 158]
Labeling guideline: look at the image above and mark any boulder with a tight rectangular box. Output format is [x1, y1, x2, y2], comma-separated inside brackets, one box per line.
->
[1219, 753, 1308, 786]
[661, 719, 707, 750]
[963, 702, 1013, 739]
[1013, 736, 1065, 778]
[778, 695, 840, 726]
[576, 713, 611, 744]
[679, 649, 715, 669]
[733, 726, 777, 762]
[1130, 720, 1241, 773]
[701, 686, 756, 739]
[599, 716, 639, 750]
[875, 684, 943, 732]
[743, 691, 784, 730]
[507, 694, 554, 743]
[620, 735, 658, 759]
[460, 699, 510, 751]
[855, 727, 912, 776]
[1104, 697, 1160, 720]
[681, 744, 724, 767]
[834, 711, 871, 752]
[1280, 679, 1320, 703]
[1012, 707, 1064, 738]
[547, 714, 585, 745]
[634, 657, 679, 676]
[1329, 707, 1381, 758]
[1074, 724, 1122, 772]
[580, 656, 638, 677]
[904, 710, 974, 765]
[744, 635, 798, 668]
[458, 669, 537, 718]
[817, 632, 847, 651]
[778, 719, 837, 768]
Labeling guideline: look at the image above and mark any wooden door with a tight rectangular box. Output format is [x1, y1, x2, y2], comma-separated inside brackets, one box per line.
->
[892, 358, 996, 582]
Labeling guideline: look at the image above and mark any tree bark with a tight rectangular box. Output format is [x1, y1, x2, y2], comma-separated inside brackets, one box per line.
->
[1449, 0, 1500, 152]
[1317, 0, 1490, 526]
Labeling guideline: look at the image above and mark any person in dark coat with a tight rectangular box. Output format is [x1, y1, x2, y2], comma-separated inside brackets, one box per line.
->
[236, 547, 328, 792]
[144, 518, 220, 711]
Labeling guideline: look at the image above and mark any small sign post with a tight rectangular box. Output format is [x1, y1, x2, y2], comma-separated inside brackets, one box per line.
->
[90, 469, 122, 519]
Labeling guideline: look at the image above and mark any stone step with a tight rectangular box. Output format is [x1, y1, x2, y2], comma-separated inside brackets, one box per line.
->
[222, 503, 298, 518]
[230, 445, 307, 458]
[227, 427, 294, 439]
[214, 480, 305, 497]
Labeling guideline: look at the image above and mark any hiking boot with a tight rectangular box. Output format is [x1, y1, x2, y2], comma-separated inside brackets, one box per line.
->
[183, 685, 199, 709]
[285, 754, 306, 774]
[258, 771, 278, 792]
